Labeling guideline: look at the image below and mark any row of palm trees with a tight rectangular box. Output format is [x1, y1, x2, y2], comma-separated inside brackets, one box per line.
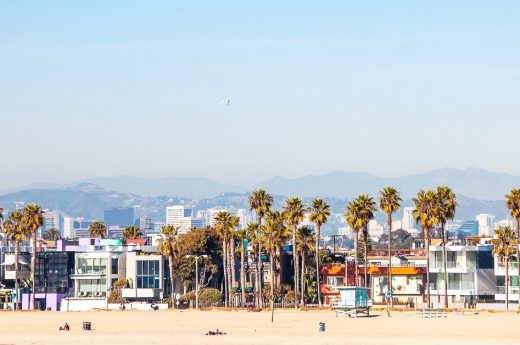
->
[0, 204, 44, 310]
[87, 221, 144, 240]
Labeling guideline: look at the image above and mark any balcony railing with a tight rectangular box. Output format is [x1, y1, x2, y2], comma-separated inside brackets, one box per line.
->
[497, 286, 520, 294]
[69, 291, 107, 298]
[73, 268, 107, 275]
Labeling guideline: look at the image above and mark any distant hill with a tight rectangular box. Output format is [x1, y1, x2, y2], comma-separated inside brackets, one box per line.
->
[75, 176, 245, 199]
[0, 183, 136, 219]
[257, 168, 520, 200]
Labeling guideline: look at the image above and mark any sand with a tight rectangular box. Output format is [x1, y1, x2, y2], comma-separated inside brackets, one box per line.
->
[0, 309, 518, 345]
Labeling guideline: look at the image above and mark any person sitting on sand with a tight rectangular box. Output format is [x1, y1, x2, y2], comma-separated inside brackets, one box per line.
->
[59, 323, 70, 331]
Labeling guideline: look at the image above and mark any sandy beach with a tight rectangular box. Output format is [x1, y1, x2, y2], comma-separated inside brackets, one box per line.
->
[0, 309, 518, 345]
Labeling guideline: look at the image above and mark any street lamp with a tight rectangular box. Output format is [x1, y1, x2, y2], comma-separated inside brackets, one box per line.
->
[186, 255, 208, 309]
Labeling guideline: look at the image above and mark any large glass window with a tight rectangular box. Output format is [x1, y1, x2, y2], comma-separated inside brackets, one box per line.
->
[77, 278, 106, 297]
[76, 257, 107, 274]
[136, 261, 160, 289]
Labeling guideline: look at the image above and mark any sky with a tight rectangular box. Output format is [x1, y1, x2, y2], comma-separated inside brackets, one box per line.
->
[1, 1, 519, 188]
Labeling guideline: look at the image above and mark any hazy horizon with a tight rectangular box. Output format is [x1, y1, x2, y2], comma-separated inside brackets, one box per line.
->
[2, 2, 519, 188]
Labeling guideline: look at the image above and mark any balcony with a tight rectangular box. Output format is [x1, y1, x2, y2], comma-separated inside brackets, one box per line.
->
[497, 286, 520, 294]
[68, 291, 107, 299]
[71, 268, 107, 278]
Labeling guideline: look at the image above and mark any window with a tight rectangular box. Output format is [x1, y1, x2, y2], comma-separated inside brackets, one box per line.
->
[136, 261, 160, 289]
[326, 276, 344, 288]
[111, 258, 119, 274]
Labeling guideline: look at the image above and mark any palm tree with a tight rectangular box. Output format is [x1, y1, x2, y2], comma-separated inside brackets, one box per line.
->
[412, 190, 438, 308]
[23, 203, 44, 311]
[282, 197, 306, 307]
[262, 210, 288, 322]
[248, 188, 273, 308]
[88, 220, 107, 239]
[308, 198, 330, 307]
[157, 225, 179, 299]
[237, 224, 255, 307]
[493, 226, 518, 311]
[42, 228, 61, 241]
[3, 210, 27, 310]
[296, 226, 314, 306]
[505, 189, 520, 305]
[123, 226, 143, 240]
[355, 195, 377, 288]
[345, 201, 363, 287]
[214, 211, 236, 306]
[379, 187, 401, 312]
[228, 215, 240, 306]
[434, 186, 458, 308]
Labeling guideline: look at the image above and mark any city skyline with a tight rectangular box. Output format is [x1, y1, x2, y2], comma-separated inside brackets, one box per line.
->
[2, 1, 520, 188]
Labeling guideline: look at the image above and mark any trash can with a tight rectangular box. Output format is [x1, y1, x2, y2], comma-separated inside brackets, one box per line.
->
[319, 322, 325, 332]
[83, 321, 92, 331]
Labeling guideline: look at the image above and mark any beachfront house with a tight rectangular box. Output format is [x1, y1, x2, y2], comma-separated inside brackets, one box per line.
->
[63, 249, 125, 311]
[121, 251, 167, 302]
[21, 251, 75, 311]
[493, 250, 519, 303]
[428, 243, 496, 307]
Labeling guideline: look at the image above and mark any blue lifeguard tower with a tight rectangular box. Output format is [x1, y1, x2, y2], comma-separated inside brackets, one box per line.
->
[334, 286, 372, 318]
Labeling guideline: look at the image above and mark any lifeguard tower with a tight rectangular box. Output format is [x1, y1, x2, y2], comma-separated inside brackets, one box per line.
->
[334, 286, 372, 318]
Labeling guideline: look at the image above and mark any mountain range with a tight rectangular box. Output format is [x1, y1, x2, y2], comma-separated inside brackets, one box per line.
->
[3, 167, 518, 200]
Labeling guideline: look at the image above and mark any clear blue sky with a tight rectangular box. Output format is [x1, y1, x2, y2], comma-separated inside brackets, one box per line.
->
[1, 1, 519, 188]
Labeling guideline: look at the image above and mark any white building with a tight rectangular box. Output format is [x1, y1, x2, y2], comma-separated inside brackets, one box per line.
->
[368, 219, 384, 238]
[177, 217, 204, 234]
[401, 207, 416, 232]
[63, 217, 92, 239]
[43, 210, 61, 232]
[153, 222, 165, 234]
[391, 220, 402, 231]
[338, 225, 354, 238]
[139, 217, 154, 236]
[166, 206, 192, 226]
[476, 214, 495, 237]
[237, 209, 255, 229]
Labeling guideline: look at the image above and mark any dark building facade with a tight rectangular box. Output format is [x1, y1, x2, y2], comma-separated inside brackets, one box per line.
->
[104, 207, 135, 227]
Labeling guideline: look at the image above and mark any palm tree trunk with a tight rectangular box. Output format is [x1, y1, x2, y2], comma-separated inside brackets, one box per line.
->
[292, 225, 299, 308]
[258, 218, 263, 309]
[387, 213, 392, 313]
[254, 249, 259, 307]
[315, 225, 322, 307]
[31, 231, 36, 310]
[228, 241, 234, 306]
[222, 239, 228, 307]
[270, 251, 275, 322]
[354, 230, 359, 287]
[240, 241, 246, 307]
[441, 223, 449, 309]
[300, 252, 306, 306]
[168, 254, 175, 300]
[14, 240, 20, 310]
[516, 218, 520, 310]
[363, 228, 368, 289]
[424, 226, 431, 308]
[506, 258, 509, 311]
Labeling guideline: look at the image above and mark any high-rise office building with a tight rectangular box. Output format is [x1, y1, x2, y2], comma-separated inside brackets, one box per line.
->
[476, 214, 495, 237]
[104, 207, 134, 227]
[43, 210, 61, 232]
[458, 221, 479, 236]
[63, 217, 93, 238]
[368, 219, 384, 238]
[177, 217, 204, 234]
[166, 206, 193, 226]
[401, 207, 416, 232]
[139, 217, 154, 236]
[209, 209, 227, 226]
[236, 209, 254, 229]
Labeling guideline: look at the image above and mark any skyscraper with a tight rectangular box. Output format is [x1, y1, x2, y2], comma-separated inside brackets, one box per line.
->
[166, 206, 193, 226]
[104, 207, 135, 227]
[43, 210, 61, 232]
[476, 214, 495, 237]
[401, 207, 416, 232]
